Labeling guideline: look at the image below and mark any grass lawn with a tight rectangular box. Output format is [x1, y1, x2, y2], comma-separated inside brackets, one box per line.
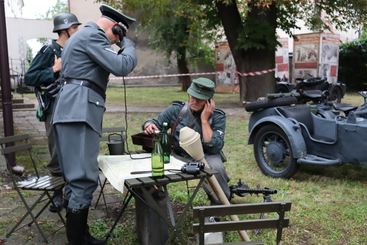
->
[6, 88, 367, 244]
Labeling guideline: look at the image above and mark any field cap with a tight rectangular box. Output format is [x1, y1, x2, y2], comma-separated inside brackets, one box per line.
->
[187, 77, 215, 100]
[100, 4, 135, 31]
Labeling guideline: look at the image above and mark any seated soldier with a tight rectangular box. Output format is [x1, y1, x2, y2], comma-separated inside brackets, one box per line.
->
[143, 77, 230, 204]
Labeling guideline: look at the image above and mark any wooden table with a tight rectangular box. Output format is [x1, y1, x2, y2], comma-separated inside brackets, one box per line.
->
[98, 154, 213, 245]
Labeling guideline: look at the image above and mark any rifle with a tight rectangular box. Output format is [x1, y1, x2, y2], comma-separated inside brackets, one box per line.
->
[230, 179, 277, 202]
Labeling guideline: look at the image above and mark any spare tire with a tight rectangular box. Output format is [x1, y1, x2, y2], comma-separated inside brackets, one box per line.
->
[245, 96, 298, 112]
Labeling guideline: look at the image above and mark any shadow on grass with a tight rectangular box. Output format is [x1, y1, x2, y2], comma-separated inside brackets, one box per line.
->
[295, 163, 367, 181]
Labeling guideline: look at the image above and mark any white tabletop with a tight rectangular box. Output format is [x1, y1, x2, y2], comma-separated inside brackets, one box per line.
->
[98, 154, 185, 194]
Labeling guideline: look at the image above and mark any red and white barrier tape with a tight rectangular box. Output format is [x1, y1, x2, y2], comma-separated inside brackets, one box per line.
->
[109, 68, 275, 80]
[236, 68, 276, 77]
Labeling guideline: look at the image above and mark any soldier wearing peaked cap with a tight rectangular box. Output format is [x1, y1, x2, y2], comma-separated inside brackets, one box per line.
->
[51, 4, 137, 245]
[24, 12, 81, 214]
[143, 78, 231, 205]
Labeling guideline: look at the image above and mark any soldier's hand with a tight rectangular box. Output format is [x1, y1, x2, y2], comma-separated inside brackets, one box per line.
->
[201, 99, 215, 123]
[52, 55, 62, 73]
[144, 123, 159, 135]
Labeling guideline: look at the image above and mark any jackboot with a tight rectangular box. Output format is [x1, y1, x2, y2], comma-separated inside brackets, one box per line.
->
[49, 189, 64, 212]
[84, 225, 107, 245]
[66, 208, 88, 245]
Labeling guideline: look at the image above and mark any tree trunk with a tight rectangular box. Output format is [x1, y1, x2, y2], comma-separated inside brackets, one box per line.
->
[177, 46, 191, 91]
[216, 1, 277, 102]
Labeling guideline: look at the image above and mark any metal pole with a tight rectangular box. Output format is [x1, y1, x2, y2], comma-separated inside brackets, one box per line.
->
[0, 0, 16, 167]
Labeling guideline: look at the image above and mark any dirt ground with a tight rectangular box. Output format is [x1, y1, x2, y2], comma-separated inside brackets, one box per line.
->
[0, 174, 122, 245]
[0, 96, 245, 245]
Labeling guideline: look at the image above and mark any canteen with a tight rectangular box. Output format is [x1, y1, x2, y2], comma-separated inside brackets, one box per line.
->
[107, 133, 125, 155]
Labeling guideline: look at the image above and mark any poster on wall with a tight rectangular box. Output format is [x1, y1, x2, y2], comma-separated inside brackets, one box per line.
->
[293, 32, 340, 83]
[215, 42, 238, 87]
[293, 33, 320, 80]
[275, 38, 289, 81]
[319, 33, 340, 83]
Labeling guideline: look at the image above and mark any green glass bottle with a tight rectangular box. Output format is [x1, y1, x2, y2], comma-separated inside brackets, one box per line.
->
[151, 131, 164, 177]
[161, 122, 171, 164]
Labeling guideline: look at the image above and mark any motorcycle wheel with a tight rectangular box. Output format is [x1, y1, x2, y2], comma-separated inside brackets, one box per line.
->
[253, 124, 298, 178]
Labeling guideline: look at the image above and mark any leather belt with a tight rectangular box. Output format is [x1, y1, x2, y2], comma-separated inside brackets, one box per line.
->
[64, 79, 106, 100]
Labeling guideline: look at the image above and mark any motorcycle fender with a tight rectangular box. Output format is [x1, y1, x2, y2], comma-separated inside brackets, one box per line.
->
[248, 115, 307, 159]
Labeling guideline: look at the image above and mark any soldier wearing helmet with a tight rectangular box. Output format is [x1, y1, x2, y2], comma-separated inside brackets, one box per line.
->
[143, 77, 231, 205]
[24, 13, 81, 214]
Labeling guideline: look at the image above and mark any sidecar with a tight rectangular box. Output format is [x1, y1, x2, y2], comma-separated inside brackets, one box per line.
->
[245, 92, 367, 178]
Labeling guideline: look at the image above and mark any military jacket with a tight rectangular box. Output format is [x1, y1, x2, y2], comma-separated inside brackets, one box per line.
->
[53, 22, 137, 135]
[143, 101, 226, 156]
[24, 40, 62, 87]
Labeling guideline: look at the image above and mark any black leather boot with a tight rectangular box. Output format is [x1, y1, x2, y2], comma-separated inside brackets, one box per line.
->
[66, 208, 88, 245]
[49, 189, 64, 212]
[84, 225, 107, 245]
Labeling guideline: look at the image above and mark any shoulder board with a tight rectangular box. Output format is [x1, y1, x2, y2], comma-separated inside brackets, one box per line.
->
[171, 101, 185, 106]
[214, 108, 225, 115]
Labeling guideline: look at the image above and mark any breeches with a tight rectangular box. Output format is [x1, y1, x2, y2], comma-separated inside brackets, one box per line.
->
[204, 154, 231, 199]
[54, 122, 100, 209]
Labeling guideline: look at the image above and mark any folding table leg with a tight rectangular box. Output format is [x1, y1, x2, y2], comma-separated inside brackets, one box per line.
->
[95, 175, 108, 214]
[105, 191, 133, 241]
[163, 185, 175, 227]
[165, 176, 206, 245]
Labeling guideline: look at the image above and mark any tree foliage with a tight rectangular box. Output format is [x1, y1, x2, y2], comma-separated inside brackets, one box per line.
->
[99, 0, 217, 90]
[339, 37, 367, 90]
[98, 0, 367, 100]
[38, 0, 68, 19]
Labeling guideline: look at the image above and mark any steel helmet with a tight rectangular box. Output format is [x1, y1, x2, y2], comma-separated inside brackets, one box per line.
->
[53, 13, 81, 33]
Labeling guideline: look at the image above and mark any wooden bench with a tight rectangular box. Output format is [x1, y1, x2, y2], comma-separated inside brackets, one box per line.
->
[192, 201, 291, 245]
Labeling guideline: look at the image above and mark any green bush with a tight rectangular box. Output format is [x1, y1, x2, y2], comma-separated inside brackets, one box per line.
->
[339, 38, 367, 90]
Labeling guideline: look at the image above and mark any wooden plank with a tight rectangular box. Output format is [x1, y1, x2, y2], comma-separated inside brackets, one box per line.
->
[193, 202, 292, 218]
[193, 218, 289, 233]
[165, 174, 183, 182]
[0, 134, 28, 144]
[2, 144, 32, 154]
[137, 177, 156, 186]
[125, 178, 144, 188]
[210, 242, 264, 245]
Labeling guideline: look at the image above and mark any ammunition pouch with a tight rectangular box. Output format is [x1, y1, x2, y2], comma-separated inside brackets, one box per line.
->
[44, 78, 62, 98]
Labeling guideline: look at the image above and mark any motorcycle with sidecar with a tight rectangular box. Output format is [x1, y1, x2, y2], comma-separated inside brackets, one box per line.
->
[244, 90, 367, 178]
[276, 76, 346, 103]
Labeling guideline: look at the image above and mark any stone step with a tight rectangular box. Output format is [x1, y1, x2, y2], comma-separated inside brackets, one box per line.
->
[0, 103, 34, 110]
[0, 99, 24, 104]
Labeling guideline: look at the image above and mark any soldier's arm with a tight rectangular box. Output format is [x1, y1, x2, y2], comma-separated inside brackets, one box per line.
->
[24, 46, 57, 87]
[202, 109, 226, 154]
[86, 33, 137, 76]
[142, 103, 182, 134]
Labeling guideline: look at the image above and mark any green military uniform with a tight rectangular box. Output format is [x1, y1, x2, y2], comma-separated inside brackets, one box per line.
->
[24, 40, 62, 175]
[143, 78, 231, 202]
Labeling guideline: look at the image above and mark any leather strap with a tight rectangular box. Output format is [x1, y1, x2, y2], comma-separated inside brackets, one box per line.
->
[64, 79, 106, 100]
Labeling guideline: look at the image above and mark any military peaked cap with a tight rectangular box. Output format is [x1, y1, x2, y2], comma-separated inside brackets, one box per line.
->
[187, 77, 215, 100]
[99, 4, 135, 30]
